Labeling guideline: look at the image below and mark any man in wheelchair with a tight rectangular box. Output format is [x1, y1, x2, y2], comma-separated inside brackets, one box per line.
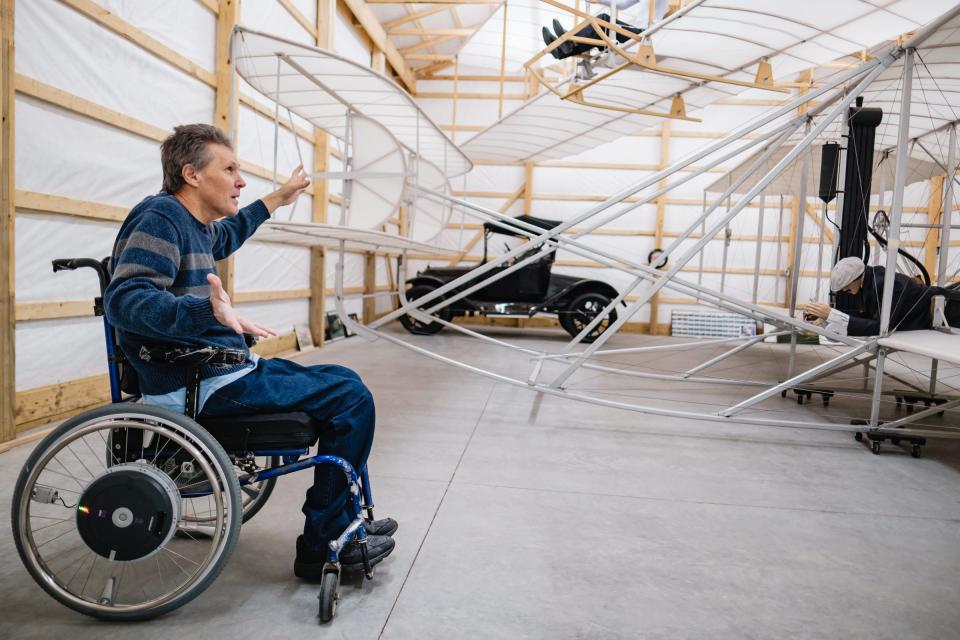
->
[103, 124, 398, 579]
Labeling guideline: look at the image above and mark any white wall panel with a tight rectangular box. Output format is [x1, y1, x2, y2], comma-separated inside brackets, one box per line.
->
[18, 0, 214, 130]
[16, 96, 162, 206]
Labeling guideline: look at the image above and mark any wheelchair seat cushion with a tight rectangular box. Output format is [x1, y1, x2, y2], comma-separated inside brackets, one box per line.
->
[198, 411, 320, 451]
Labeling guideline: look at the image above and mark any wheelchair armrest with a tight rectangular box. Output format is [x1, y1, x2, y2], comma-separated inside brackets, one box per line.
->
[138, 344, 247, 366]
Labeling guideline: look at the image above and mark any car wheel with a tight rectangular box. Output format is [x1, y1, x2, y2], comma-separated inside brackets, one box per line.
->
[560, 292, 617, 343]
[399, 284, 452, 335]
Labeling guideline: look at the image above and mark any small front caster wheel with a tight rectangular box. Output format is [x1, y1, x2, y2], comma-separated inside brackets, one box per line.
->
[319, 570, 340, 623]
[854, 432, 863, 442]
[781, 390, 788, 398]
[911, 444, 923, 459]
[871, 441, 881, 455]
[797, 394, 804, 405]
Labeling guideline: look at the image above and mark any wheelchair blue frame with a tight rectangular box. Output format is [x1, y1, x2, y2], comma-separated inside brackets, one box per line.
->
[83, 256, 377, 564]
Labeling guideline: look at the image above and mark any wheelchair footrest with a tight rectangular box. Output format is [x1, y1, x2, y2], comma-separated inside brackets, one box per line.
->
[199, 412, 320, 451]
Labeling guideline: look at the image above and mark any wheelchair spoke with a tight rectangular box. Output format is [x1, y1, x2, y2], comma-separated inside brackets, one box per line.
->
[51, 458, 86, 491]
[79, 434, 108, 472]
[66, 444, 97, 481]
[36, 525, 80, 549]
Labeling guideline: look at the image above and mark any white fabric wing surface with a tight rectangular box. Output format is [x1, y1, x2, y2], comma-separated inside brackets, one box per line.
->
[232, 26, 472, 178]
[461, 0, 956, 164]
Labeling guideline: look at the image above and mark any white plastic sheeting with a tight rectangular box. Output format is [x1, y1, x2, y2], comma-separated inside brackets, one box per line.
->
[13, 2, 376, 392]
[232, 26, 471, 177]
[461, 0, 956, 164]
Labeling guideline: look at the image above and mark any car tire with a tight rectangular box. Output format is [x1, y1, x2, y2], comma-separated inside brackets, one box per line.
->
[560, 292, 617, 343]
[399, 284, 452, 335]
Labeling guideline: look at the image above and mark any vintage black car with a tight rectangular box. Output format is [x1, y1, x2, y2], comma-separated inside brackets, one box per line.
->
[400, 215, 621, 342]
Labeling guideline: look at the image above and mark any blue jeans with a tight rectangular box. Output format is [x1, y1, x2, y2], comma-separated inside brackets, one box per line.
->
[200, 358, 376, 547]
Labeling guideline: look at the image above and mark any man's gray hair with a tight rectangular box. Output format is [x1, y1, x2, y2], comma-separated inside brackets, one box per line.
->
[160, 124, 232, 194]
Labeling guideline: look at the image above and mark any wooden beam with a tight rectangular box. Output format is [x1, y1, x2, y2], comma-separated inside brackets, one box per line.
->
[239, 93, 314, 141]
[233, 289, 311, 303]
[450, 55, 460, 143]
[312, 0, 334, 348]
[279, 0, 319, 39]
[406, 54, 456, 62]
[384, 5, 449, 29]
[196, 0, 218, 14]
[15, 300, 95, 321]
[422, 74, 529, 82]
[389, 27, 473, 36]
[13, 331, 301, 431]
[363, 253, 377, 323]
[400, 35, 460, 55]
[215, 0, 240, 297]
[416, 91, 527, 100]
[784, 196, 800, 307]
[803, 203, 834, 245]
[926, 174, 945, 277]
[497, 0, 508, 119]
[1, 0, 14, 444]
[339, 0, 416, 91]
[16, 74, 168, 141]
[317, 0, 335, 50]
[59, 0, 216, 87]
[366, 0, 500, 3]
[16, 190, 128, 222]
[523, 163, 533, 214]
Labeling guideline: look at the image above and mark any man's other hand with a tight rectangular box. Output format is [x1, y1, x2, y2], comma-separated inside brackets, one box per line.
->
[208, 273, 242, 333]
[802, 302, 831, 321]
[207, 273, 277, 338]
[208, 274, 279, 338]
[262, 164, 311, 214]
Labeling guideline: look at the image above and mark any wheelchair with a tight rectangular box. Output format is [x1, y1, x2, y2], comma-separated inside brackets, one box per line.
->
[11, 257, 380, 623]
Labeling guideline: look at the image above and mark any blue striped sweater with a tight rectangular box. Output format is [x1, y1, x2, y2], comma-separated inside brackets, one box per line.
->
[104, 193, 270, 394]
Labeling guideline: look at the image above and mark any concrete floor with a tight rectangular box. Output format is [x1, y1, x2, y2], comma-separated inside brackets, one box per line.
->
[2, 326, 960, 639]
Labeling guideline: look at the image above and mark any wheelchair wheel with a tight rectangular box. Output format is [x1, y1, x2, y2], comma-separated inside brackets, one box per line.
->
[12, 404, 242, 621]
[238, 457, 279, 523]
[178, 455, 279, 529]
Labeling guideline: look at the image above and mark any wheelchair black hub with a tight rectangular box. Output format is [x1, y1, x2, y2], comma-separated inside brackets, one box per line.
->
[76, 462, 181, 561]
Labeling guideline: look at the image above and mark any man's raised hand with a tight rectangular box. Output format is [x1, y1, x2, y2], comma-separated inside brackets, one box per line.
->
[262, 164, 311, 213]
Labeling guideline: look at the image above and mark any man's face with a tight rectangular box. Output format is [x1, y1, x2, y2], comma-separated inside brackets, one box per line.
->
[841, 276, 863, 295]
[192, 143, 246, 218]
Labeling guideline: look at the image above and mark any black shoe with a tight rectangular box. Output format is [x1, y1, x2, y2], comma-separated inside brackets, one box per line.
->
[364, 517, 398, 537]
[542, 26, 560, 59]
[294, 534, 395, 580]
[552, 18, 566, 37]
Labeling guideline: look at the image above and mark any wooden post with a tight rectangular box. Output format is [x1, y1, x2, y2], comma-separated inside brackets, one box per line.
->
[1, 0, 15, 443]
[451, 55, 459, 143]
[363, 252, 377, 323]
[523, 162, 533, 214]
[925, 174, 944, 277]
[311, 0, 335, 346]
[784, 196, 800, 308]
[649, 121, 670, 335]
[371, 48, 386, 74]
[214, 0, 240, 296]
[497, 1, 508, 119]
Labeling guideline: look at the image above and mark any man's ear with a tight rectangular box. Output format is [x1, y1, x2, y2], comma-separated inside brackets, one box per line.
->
[181, 163, 200, 188]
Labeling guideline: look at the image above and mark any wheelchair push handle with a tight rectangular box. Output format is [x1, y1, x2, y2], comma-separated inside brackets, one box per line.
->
[52, 257, 111, 295]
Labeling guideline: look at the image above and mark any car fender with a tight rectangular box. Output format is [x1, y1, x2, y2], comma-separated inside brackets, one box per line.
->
[404, 275, 448, 290]
[545, 280, 622, 310]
